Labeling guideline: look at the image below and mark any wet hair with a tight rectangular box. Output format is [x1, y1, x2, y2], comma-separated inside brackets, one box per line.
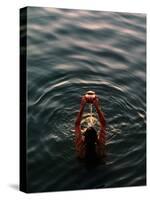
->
[83, 127, 98, 163]
[83, 127, 97, 146]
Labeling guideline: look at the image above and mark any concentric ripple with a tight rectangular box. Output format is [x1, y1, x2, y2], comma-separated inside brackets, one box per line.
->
[25, 7, 146, 192]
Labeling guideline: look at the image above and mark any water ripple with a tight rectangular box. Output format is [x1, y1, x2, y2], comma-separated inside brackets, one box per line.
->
[26, 7, 146, 192]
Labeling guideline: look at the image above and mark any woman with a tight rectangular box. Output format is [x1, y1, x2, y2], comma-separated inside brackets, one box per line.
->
[75, 92, 106, 162]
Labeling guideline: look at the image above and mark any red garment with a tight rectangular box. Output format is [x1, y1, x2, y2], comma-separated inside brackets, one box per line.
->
[75, 100, 106, 159]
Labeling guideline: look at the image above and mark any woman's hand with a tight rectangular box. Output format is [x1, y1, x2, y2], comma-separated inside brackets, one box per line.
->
[84, 93, 96, 103]
[80, 96, 87, 106]
[80, 91, 100, 107]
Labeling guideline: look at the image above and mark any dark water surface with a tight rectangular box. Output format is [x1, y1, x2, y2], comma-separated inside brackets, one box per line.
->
[26, 7, 146, 192]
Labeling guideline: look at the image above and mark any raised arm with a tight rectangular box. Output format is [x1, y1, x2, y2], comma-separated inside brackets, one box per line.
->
[93, 97, 106, 145]
[75, 96, 86, 135]
[75, 97, 86, 158]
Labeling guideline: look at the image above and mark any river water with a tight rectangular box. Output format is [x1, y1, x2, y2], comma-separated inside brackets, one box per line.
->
[25, 7, 146, 192]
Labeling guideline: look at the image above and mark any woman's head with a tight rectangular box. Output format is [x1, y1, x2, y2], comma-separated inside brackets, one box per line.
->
[83, 127, 97, 145]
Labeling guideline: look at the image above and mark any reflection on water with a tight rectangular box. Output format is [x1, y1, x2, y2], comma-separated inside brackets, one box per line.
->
[25, 7, 146, 192]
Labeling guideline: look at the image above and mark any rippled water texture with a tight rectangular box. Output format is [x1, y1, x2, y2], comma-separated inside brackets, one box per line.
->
[26, 7, 146, 192]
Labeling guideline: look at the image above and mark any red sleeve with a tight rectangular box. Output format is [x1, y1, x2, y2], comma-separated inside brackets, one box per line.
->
[75, 101, 85, 158]
[75, 102, 85, 134]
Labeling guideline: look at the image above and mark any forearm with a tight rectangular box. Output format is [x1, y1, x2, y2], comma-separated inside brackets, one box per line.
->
[75, 104, 85, 125]
[75, 103, 85, 135]
[75, 104, 85, 158]
[95, 106, 106, 128]
[95, 106, 106, 144]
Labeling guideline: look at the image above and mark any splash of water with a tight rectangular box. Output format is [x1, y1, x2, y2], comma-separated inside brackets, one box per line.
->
[89, 103, 94, 126]
[80, 104, 99, 134]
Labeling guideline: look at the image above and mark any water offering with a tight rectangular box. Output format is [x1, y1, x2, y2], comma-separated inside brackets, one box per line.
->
[21, 7, 146, 193]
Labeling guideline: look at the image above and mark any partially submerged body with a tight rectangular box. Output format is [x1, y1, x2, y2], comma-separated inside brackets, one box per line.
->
[75, 93, 106, 163]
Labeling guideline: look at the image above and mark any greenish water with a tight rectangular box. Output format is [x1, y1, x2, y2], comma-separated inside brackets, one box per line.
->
[25, 7, 146, 192]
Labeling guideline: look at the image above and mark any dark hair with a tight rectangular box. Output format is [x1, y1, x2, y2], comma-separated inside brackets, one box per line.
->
[83, 127, 97, 146]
